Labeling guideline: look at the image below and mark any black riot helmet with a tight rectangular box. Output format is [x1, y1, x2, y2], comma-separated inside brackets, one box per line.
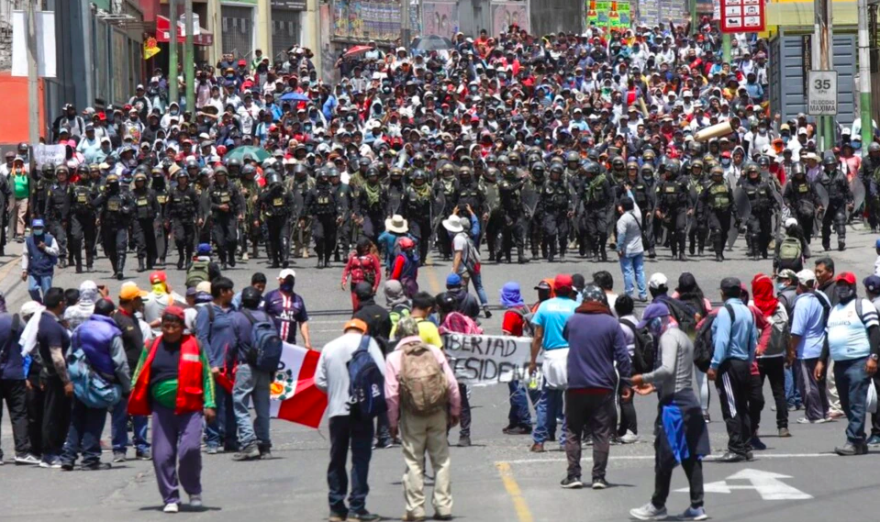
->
[226, 157, 243, 172]
[411, 169, 427, 184]
[585, 161, 601, 176]
[484, 167, 499, 182]
[611, 156, 625, 170]
[42, 162, 55, 176]
[792, 163, 805, 177]
[549, 163, 563, 180]
[822, 151, 838, 170]
[390, 167, 403, 180]
[690, 159, 704, 176]
[265, 169, 282, 186]
[293, 163, 308, 178]
[459, 166, 473, 181]
[532, 162, 546, 177]
[242, 164, 257, 178]
[565, 151, 580, 167]
[710, 165, 724, 179]
[745, 162, 759, 177]
[318, 168, 332, 184]
[214, 166, 228, 180]
[757, 156, 770, 169]
[869, 142, 880, 157]
[186, 158, 199, 171]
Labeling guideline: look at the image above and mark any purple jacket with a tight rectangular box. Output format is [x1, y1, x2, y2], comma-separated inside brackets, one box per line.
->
[562, 302, 632, 391]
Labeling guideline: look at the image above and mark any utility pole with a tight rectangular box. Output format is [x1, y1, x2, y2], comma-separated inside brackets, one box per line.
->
[185, 0, 195, 112]
[814, 0, 834, 151]
[858, 0, 873, 145]
[722, 34, 731, 62]
[26, 0, 40, 145]
[690, 0, 698, 37]
[169, 0, 179, 106]
[401, 0, 410, 51]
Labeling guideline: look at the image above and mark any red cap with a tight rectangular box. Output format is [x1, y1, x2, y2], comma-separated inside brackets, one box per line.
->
[238, 59, 246, 66]
[836, 272, 856, 285]
[554, 274, 573, 291]
[721, 151, 731, 158]
[163, 306, 186, 322]
[149, 271, 167, 285]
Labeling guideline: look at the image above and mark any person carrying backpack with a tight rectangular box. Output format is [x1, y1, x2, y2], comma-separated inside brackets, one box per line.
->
[315, 318, 387, 522]
[437, 292, 481, 447]
[341, 238, 382, 312]
[230, 287, 279, 461]
[446, 212, 492, 319]
[384, 280, 411, 341]
[615, 295, 644, 444]
[390, 237, 420, 298]
[774, 218, 807, 274]
[383, 317, 461, 522]
[186, 243, 221, 289]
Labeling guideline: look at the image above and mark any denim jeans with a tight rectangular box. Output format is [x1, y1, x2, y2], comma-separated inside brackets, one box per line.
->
[61, 398, 107, 467]
[110, 400, 150, 454]
[205, 384, 237, 450]
[834, 357, 870, 445]
[532, 385, 567, 445]
[27, 274, 52, 303]
[784, 365, 803, 407]
[508, 380, 540, 427]
[619, 253, 647, 299]
[328, 414, 374, 516]
[232, 364, 272, 450]
[462, 271, 489, 307]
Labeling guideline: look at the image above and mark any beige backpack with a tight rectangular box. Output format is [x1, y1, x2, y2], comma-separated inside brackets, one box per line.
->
[399, 340, 448, 416]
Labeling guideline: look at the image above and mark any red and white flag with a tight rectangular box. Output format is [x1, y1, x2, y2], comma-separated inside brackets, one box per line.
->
[269, 343, 327, 428]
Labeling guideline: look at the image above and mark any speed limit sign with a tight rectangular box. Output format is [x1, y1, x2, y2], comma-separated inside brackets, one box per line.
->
[808, 70, 838, 115]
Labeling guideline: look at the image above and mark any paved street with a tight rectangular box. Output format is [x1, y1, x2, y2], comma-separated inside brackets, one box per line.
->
[2, 225, 880, 522]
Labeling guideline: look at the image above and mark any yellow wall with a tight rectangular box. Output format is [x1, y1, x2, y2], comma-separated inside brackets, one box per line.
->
[765, 1, 860, 30]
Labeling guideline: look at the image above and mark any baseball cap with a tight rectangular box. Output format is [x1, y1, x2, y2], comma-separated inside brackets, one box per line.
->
[835, 272, 856, 285]
[534, 280, 553, 292]
[162, 305, 186, 322]
[864, 275, 880, 294]
[648, 273, 668, 290]
[196, 281, 212, 295]
[344, 318, 368, 333]
[149, 271, 167, 285]
[875, 238, 880, 249]
[776, 269, 798, 282]
[637, 303, 671, 329]
[119, 282, 148, 301]
[554, 274, 573, 292]
[720, 277, 741, 293]
[446, 273, 463, 288]
[197, 243, 212, 256]
[278, 269, 296, 280]
[785, 217, 798, 228]
[796, 269, 817, 287]
[31, 218, 45, 229]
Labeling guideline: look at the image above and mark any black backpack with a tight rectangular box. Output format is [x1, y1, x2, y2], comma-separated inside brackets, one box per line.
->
[693, 304, 736, 372]
[620, 318, 655, 374]
[347, 334, 386, 419]
[664, 298, 698, 337]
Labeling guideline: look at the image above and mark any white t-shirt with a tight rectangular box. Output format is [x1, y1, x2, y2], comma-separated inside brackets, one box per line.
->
[453, 233, 469, 275]
[874, 255, 880, 277]
[827, 298, 879, 361]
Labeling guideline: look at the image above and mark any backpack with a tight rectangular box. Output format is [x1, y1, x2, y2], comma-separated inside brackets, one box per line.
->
[186, 259, 210, 288]
[398, 339, 448, 416]
[511, 305, 535, 336]
[620, 318, 655, 374]
[241, 310, 284, 372]
[67, 347, 122, 409]
[777, 237, 803, 271]
[456, 232, 482, 275]
[664, 298, 698, 337]
[0, 314, 23, 372]
[693, 304, 736, 372]
[389, 305, 411, 333]
[347, 334, 386, 419]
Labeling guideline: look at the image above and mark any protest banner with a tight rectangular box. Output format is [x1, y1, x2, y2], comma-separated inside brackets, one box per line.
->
[442, 333, 543, 386]
[269, 342, 327, 428]
[32, 144, 66, 169]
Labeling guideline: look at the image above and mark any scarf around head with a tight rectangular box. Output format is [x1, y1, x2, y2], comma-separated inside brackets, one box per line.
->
[500, 282, 524, 308]
[751, 274, 778, 318]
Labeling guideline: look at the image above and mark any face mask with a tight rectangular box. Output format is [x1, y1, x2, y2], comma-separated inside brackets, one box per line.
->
[280, 281, 294, 293]
[759, 129, 767, 135]
[782, 136, 790, 144]
[33, 228, 44, 237]
[835, 286, 856, 303]
[721, 158, 731, 167]
[776, 282, 787, 292]
[152, 282, 166, 295]
[854, 142, 862, 151]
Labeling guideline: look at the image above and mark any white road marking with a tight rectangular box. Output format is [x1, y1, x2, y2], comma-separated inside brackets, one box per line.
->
[678, 468, 813, 500]
[501, 453, 832, 465]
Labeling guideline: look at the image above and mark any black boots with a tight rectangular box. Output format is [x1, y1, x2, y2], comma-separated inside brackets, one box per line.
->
[137, 258, 146, 273]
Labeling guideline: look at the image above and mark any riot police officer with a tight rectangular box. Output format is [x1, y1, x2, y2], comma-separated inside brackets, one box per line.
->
[738, 162, 778, 259]
[289, 163, 315, 258]
[240, 164, 262, 260]
[329, 167, 353, 262]
[528, 163, 548, 259]
[69, 167, 97, 273]
[151, 167, 170, 265]
[131, 172, 160, 271]
[195, 168, 213, 244]
[700, 166, 735, 261]
[783, 163, 819, 244]
[385, 166, 406, 217]
[541, 163, 574, 262]
[480, 167, 503, 261]
[304, 169, 342, 268]
[402, 169, 434, 264]
[260, 169, 296, 268]
[434, 162, 460, 260]
[655, 160, 691, 260]
[498, 167, 528, 264]
[577, 161, 614, 261]
[686, 159, 708, 256]
[93, 174, 133, 279]
[859, 141, 880, 232]
[31, 163, 55, 221]
[166, 170, 200, 270]
[209, 166, 243, 269]
[817, 151, 853, 251]
[356, 166, 388, 244]
[44, 165, 72, 268]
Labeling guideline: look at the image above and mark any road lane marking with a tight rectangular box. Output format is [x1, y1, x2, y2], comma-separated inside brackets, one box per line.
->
[495, 462, 534, 522]
[681, 468, 812, 500]
[424, 259, 442, 293]
[500, 453, 832, 465]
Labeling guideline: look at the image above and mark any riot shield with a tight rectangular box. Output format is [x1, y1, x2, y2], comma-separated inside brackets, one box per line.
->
[522, 182, 540, 218]
[851, 176, 866, 217]
[484, 182, 500, 213]
[388, 186, 403, 216]
[814, 182, 829, 238]
[769, 183, 785, 210]
[734, 187, 751, 223]
[431, 188, 446, 230]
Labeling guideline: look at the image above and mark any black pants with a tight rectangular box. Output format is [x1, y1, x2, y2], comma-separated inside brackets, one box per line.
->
[0, 379, 31, 457]
[715, 359, 752, 456]
[48, 219, 67, 260]
[409, 218, 431, 263]
[69, 213, 97, 269]
[172, 218, 196, 261]
[564, 391, 616, 480]
[458, 383, 471, 439]
[707, 209, 732, 255]
[662, 208, 687, 256]
[758, 357, 788, 430]
[41, 376, 71, 458]
[154, 218, 168, 262]
[542, 211, 569, 259]
[821, 202, 847, 246]
[102, 225, 128, 275]
[132, 217, 157, 265]
[312, 214, 338, 263]
[212, 215, 238, 264]
[361, 212, 383, 245]
[618, 393, 638, 436]
[529, 212, 544, 257]
[328, 414, 374, 516]
[747, 210, 772, 256]
[266, 216, 290, 266]
[484, 212, 502, 260]
[652, 451, 704, 510]
[747, 372, 765, 437]
[501, 214, 526, 260]
[796, 211, 814, 244]
[580, 209, 610, 257]
[26, 373, 43, 457]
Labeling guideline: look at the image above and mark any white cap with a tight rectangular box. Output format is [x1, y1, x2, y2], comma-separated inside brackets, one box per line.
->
[278, 269, 296, 280]
[785, 217, 799, 228]
[648, 273, 668, 290]
[796, 269, 816, 287]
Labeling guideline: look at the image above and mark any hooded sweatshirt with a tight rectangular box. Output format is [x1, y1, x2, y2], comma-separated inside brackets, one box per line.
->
[562, 301, 632, 391]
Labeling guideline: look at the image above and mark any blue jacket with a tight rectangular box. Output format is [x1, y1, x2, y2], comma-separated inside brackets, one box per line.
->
[710, 298, 758, 369]
[230, 309, 274, 363]
[26, 234, 56, 276]
[72, 315, 120, 377]
[196, 304, 238, 368]
[562, 306, 632, 390]
[0, 313, 25, 380]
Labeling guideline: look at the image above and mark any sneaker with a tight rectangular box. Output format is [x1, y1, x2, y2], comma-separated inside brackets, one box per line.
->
[560, 476, 583, 489]
[40, 457, 61, 469]
[503, 425, 532, 435]
[750, 436, 767, 451]
[205, 446, 219, 455]
[136, 449, 152, 460]
[619, 430, 640, 444]
[457, 436, 471, 447]
[718, 451, 745, 463]
[163, 503, 179, 513]
[681, 505, 709, 521]
[232, 443, 261, 461]
[591, 478, 608, 490]
[835, 443, 860, 456]
[14, 454, 41, 465]
[260, 451, 273, 460]
[867, 435, 880, 446]
[80, 462, 112, 471]
[113, 451, 126, 463]
[529, 443, 545, 453]
[387, 439, 401, 448]
[328, 512, 347, 522]
[797, 417, 826, 424]
[702, 413, 711, 423]
[348, 510, 380, 521]
[433, 515, 453, 521]
[60, 461, 75, 471]
[629, 502, 667, 521]
[189, 494, 203, 508]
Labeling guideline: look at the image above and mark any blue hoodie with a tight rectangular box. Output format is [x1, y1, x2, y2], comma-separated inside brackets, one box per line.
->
[563, 303, 632, 391]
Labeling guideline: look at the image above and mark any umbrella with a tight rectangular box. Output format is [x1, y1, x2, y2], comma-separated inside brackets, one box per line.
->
[224, 146, 270, 163]
[412, 35, 453, 52]
[344, 45, 372, 58]
[279, 92, 311, 102]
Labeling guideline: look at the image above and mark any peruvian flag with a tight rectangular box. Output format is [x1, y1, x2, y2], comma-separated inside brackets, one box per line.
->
[269, 343, 327, 428]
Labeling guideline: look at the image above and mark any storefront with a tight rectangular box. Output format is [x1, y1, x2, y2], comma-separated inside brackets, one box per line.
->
[271, 1, 305, 61]
[221, 0, 257, 60]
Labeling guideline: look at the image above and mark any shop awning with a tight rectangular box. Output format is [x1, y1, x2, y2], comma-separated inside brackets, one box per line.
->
[156, 15, 214, 46]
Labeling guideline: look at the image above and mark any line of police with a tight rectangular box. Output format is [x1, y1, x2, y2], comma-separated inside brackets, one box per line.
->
[26, 140, 861, 276]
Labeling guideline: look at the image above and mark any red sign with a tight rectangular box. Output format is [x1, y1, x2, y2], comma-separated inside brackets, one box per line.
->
[719, 0, 765, 34]
[155, 15, 214, 46]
